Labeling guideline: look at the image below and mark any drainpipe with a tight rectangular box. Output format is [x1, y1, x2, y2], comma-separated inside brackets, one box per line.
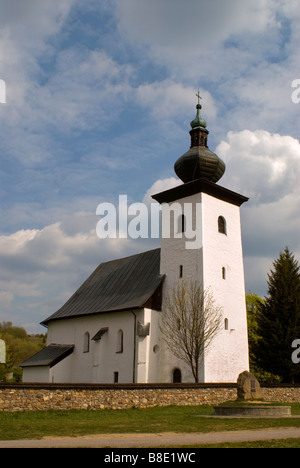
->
[131, 310, 137, 383]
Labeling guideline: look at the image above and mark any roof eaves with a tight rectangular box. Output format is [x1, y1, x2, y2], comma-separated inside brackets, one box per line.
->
[92, 327, 109, 341]
[20, 344, 74, 368]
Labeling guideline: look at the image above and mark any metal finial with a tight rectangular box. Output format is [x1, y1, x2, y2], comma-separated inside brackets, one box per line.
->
[195, 91, 202, 106]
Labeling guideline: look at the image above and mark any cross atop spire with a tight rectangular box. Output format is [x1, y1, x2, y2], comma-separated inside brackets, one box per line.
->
[195, 91, 202, 106]
[190, 92, 207, 130]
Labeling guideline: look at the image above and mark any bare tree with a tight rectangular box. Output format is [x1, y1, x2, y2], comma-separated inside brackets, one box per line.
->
[159, 280, 223, 383]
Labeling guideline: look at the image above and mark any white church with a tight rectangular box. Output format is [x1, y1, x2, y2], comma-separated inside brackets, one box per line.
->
[21, 100, 250, 384]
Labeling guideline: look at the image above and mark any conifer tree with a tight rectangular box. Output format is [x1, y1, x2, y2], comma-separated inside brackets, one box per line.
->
[255, 247, 300, 382]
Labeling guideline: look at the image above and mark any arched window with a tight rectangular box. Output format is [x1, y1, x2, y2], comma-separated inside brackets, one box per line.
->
[116, 329, 124, 353]
[222, 267, 226, 280]
[218, 216, 227, 235]
[173, 368, 182, 383]
[83, 332, 90, 353]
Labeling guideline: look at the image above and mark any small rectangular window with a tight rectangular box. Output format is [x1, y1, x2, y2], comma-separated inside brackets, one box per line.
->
[179, 265, 183, 278]
[114, 372, 119, 383]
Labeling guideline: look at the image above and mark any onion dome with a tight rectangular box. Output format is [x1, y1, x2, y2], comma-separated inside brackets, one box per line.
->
[174, 101, 225, 184]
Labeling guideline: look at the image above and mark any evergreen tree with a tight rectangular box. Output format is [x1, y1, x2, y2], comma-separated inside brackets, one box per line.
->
[255, 247, 300, 382]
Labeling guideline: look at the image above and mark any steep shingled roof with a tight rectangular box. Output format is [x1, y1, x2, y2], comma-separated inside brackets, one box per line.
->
[41, 248, 164, 326]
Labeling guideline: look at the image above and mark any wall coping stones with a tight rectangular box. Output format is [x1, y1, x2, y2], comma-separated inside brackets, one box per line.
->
[1, 382, 300, 412]
[0, 382, 237, 390]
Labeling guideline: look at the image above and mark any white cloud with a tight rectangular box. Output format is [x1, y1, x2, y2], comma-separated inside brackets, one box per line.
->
[114, 0, 299, 140]
[113, 0, 285, 92]
[0, 0, 74, 38]
[216, 129, 300, 294]
[0, 0, 76, 106]
[136, 81, 217, 122]
[143, 177, 181, 206]
[0, 207, 157, 331]
[1, 46, 134, 167]
[34, 48, 133, 132]
[116, 0, 277, 52]
[0, 230, 38, 254]
[218, 129, 300, 203]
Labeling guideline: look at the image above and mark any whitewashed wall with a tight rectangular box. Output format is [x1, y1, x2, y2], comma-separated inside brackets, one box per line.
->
[159, 193, 205, 382]
[201, 193, 249, 382]
[158, 190, 249, 383]
[42, 310, 144, 383]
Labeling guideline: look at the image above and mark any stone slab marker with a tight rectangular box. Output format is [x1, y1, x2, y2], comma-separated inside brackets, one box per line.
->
[0, 340, 6, 364]
[237, 370, 262, 400]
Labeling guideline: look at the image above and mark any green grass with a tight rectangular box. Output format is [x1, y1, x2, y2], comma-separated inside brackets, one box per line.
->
[170, 439, 300, 448]
[1, 404, 300, 441]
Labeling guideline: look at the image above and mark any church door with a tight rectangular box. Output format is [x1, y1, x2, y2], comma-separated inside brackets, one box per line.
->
[173, 368, 182, 383]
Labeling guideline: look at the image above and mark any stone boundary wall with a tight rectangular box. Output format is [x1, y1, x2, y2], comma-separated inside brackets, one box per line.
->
[0, 383, 300, 412]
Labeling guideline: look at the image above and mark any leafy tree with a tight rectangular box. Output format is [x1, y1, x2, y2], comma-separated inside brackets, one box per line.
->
[254, 247, 300, 383]
[246, 291, 264, 368]
[159, 280, 223, 383]
[0, 331, 13, 382]
[0, 322, 46, 381]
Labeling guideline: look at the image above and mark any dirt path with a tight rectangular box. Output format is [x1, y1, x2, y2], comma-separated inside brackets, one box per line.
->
[1, 427, 300, 448]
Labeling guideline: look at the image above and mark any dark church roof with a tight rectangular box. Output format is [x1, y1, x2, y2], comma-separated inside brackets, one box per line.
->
[21, 344, 74, 368]
[41, 248, 164, 326]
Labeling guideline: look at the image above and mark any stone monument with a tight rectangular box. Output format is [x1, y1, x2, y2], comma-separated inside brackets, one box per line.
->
[213, 370, 292, 417]
[237, 370, 262, 400]
[0, 339, 6, 364]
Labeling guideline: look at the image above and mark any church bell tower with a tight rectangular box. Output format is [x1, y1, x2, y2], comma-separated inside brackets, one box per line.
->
[152, 96, 250, 383]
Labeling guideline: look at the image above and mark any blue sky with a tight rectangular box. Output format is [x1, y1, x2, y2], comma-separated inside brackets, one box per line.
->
[1, 0, 300, 333]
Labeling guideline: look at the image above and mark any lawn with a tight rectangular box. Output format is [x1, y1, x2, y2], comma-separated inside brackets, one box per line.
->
[1, 404, 300, 441]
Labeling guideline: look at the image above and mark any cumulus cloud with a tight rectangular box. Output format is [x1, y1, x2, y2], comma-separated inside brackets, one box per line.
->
[0, 205, 158, 331]
[0, 0, 76, 102]
[216, 129, 300, 294]
[218, 129, 300, 203]
[143, 177, 181, 206]
[114, 0, 300, 140]
[136, 81, 217, 122]
[116, 0, 277, 52]
[0, 0, 135, 172]
[1, 48, 133, 167]
[0, 173, 179, 331]
[113, 0, 288, 95]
